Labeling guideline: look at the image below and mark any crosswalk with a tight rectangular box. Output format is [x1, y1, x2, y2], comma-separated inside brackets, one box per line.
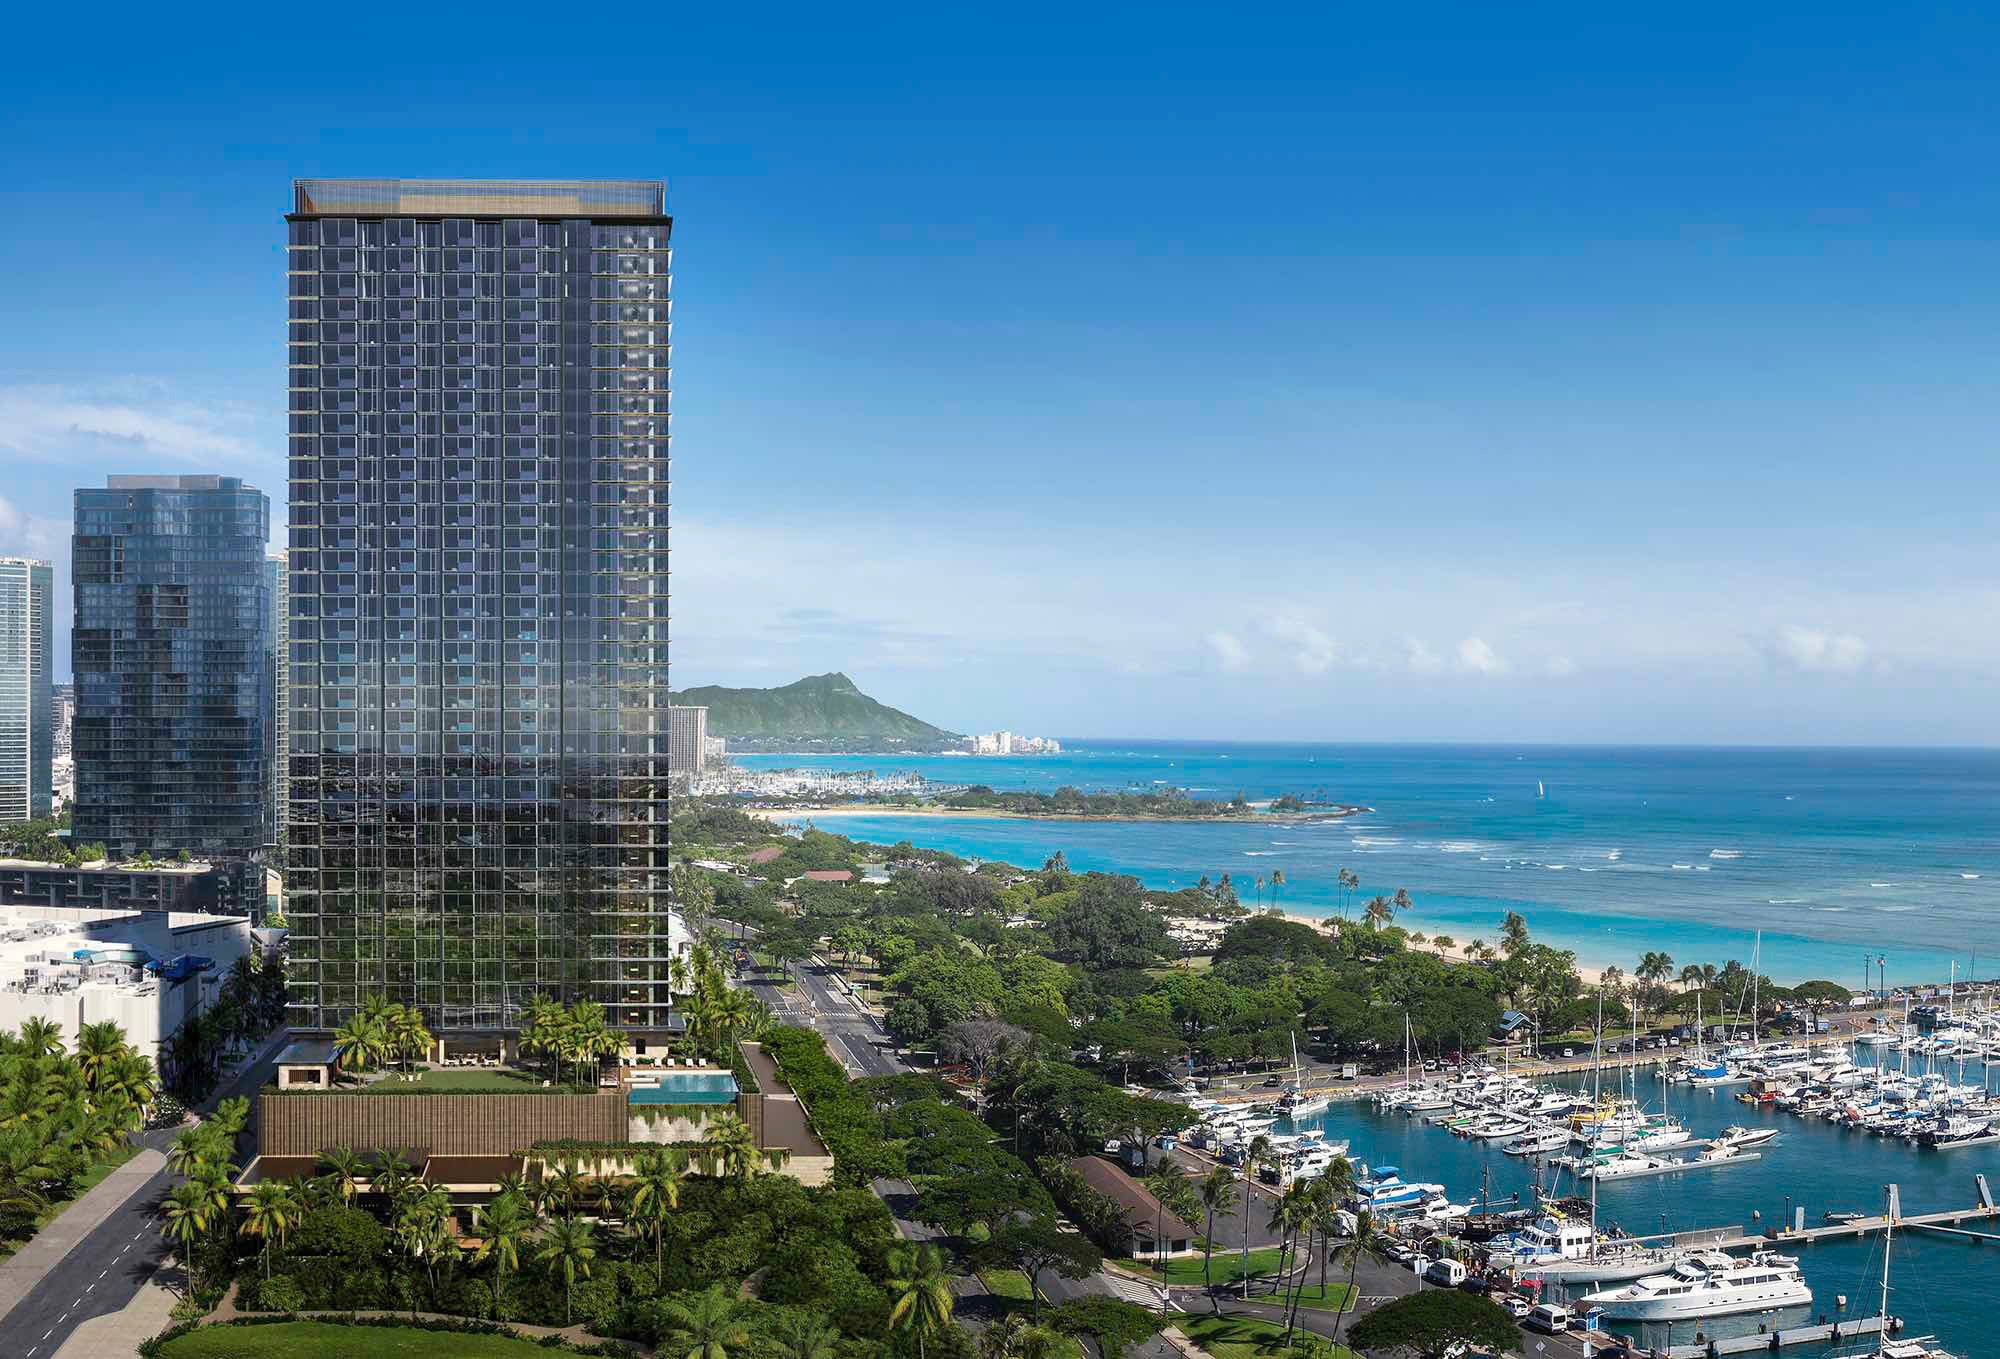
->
[1097, 1271, 1167, 1309]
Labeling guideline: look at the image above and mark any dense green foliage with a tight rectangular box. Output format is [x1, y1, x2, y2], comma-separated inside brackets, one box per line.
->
[940, 786, 1255, 818]
[669, 672, 960, 751]
[1342, 1290, 1520, 1359]
[142, 1314, 634, 1357]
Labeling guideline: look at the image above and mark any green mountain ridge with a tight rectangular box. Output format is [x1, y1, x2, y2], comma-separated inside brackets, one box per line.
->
[671, 672, 962, 752]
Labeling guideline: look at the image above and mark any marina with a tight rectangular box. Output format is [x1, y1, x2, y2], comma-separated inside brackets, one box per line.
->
[1207, 1033, 2000, 1358]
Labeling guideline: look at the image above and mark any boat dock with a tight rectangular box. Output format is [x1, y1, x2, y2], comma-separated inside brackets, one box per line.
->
[1659, 1315, 1896, 1358]
[1673, 1175, 1997, 1250]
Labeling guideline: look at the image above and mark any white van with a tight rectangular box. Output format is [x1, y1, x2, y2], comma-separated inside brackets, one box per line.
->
[1526, 1303, 1571, 1333]
[1424, 1258, 1468, 1287]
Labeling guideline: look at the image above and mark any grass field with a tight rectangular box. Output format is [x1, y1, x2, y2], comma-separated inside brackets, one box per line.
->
[360, 1067, 566, 1093]
[1174, 1314, 1359, 1359]
[155, 1321, 558, 1357]
[1133, 1246, 1287, 1286]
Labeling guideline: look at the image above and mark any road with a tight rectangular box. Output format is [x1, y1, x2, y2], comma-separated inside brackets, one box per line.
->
[0, 1037, 288, 1359]
[738, 953, 905, 1077]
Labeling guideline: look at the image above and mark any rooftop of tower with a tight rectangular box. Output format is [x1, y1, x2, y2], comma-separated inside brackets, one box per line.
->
[292, 178, 666, 218]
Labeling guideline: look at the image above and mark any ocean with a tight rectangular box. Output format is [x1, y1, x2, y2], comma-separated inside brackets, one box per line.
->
[734, 742, 2000, 987]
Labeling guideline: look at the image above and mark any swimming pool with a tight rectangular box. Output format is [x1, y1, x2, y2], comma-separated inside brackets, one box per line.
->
[627, 1072, 739, 1105]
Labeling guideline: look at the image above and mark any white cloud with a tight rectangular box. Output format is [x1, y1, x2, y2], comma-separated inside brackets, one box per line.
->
[1206, 630, 1251, 672]
[1456, 637, 1508, 675]
[0, 382, 266, 471]
[1404, 638, 1444, 675]
[1771, 625, 1868, 674]
[0, 496, 64, 559]
[1546, 655, 1577, 678]
[1265, 615, 1336, 675]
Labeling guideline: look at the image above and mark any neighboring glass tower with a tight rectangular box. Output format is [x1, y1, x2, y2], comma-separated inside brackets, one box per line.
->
[72, 477, 272, 875]
[284, 178, 672, 1034]
[0, 558, 53, 824]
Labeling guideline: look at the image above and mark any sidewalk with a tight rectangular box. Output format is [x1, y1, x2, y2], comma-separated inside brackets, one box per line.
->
[0, 1148, 167, 1323]
[51, 1276, 178, 1359]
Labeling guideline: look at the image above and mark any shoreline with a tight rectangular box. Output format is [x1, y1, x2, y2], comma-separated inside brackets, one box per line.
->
[746, 803, 1362, 826]
[1268, 909, 1613, 987]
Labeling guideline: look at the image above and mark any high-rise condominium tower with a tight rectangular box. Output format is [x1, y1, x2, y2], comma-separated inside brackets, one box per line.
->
[72, 477, 272, 885]
[284, 179, 672, 1033]
[0, 559, 53, 824]
[267, 552, 288, 848]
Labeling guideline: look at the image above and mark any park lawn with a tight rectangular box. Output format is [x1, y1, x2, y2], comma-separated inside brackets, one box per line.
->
[1135, 1246, 1287, 1286]
[155, 1320, 557, 1357]
[363, 1067, 569, 1093]
[1174, 1314, 1359, 1359]
[1281, 1281, 1356, 1313]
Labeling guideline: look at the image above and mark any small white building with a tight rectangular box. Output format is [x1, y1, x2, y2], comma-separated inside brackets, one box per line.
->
[0, 906, 257, 1062]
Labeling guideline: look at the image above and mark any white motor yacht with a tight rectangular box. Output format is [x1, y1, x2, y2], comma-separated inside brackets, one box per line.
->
[1580, 1250, 1811, 1320]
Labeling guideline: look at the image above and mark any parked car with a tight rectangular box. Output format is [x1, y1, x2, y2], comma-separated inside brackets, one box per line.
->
[1498, 1294, 1532, 1319]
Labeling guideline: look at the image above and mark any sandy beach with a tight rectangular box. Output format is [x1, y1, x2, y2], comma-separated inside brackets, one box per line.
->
[746, 804, 1354, 826]
[1269, 909, 1609, 986]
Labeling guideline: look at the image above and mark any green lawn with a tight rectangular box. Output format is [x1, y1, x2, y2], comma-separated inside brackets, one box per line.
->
[1174, 1314, 1359, 1359]
[155, 1320, 559, 1357]
[1281, 1281, 1357, 1313]
[360, 1067, 570, 1093]
[1134, 1246, 1287, 1286]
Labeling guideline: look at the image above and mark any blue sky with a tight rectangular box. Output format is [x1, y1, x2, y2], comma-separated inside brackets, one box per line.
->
[3, 2, 1998, 744]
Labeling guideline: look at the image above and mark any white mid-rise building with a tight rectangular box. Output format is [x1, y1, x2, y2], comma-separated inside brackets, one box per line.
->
[0, 906, 260, 1063]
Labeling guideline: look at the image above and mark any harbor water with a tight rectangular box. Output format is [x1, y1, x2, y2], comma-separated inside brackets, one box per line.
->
[1287, 1055, 1996, 1356]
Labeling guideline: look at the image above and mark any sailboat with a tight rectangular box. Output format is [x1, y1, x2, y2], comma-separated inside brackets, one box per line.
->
[1538, 780, 1546, 799]
[1831, 1185, 1955, 1359]
[1276, 1032, 1329, 1119]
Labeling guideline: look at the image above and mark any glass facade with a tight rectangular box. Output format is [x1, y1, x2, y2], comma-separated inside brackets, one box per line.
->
[268, 552, 287, 847]
[283, 178, 672, 1034]
[72, 477, 272, 861]
[0, 559, 53, 824]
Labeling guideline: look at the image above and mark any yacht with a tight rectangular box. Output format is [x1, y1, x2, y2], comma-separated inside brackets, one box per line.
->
[1711, 1124, 1780, 1151]
[1580, 1250, 1811, 1320]
[1353, 1166, 1444, 1212]
[1918, 1115, 1994, 1148]
[1277, 1087, 1331, 1119]
[1619, 1117, 1694, 1152]
[1503, 1125, 1573, 1156]
[1578, 1149, 1672, 1180]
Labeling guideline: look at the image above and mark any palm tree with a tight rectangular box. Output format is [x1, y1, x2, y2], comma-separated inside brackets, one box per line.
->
[628, 1147, 685, 1286]
[1500, 911, 1531, 957]
[1269, 869, 1286, 911]
[1295, 1158, 1355, 1336]
[886, 1242, 955, 1359]
[1392, 887, 1413, 922]
[161, 1180, 209, 1295]
[470, 1191, 531, 1316]
[75, 1021, 126, 1092]
[1636, 951, 1674, 1023]
[657, 1284, 753, 1359]
[769, 1315, 842, 1359]
[1328, 1209, 1399, 1351]
[389, 1004, 433, 1075]
[520, 992, 568, 1083]
[1240, 1132, 1271, 1298]
[18, 1017, 63, 1058]
[1267, 1182, 1310, 1330]
[1431, 934, 1456, 957]
[370, 1152, 417, 1210]
[544, 1157, 591, 1216]
[331, 1012, 385, 1074]
[166, 1124, 222, 1178]
[1197, 1166, 1238, 1312]
[1336, 867, 1359, 918]
[239, 1180, 302, 1279]
[395, 1185, 454, 1307]
[318, 1144, 367, 1204]
[701, 1111, 761, 1179]
[535, 1215, 597, 1326]
[1362, 896, 1393, 930]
